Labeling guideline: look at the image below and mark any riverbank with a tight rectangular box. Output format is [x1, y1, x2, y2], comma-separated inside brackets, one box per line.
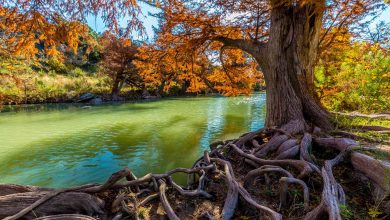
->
[0, 69, 225, 106]
[0, 71, 148, 106]
[0, 56, 227, 106]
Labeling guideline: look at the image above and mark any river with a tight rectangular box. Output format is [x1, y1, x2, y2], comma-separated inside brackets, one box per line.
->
[0, 93, 266, 188]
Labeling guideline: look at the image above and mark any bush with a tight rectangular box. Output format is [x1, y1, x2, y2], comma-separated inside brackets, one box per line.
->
[316, 43, 390, 113]
[70, 67, 86, 77]
[46, 58, 69, 74]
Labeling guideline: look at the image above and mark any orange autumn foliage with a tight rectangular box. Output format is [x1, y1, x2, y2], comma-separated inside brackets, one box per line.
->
[0, 0, 141, 58]
[0, 6, 94, 59]
[99, 31, 141, 97]
[135, 37, 263, 96]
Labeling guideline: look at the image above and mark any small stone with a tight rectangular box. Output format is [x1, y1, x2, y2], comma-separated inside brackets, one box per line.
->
[89, 97, 103, 105]
[78, 93, 96, 102]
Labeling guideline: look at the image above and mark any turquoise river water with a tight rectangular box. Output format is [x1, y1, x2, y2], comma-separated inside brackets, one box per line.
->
[0, 93, 266, 188]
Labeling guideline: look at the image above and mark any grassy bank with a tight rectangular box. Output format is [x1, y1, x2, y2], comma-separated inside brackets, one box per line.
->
[0, 56, 112, 105]
[334, 114, 390, 141]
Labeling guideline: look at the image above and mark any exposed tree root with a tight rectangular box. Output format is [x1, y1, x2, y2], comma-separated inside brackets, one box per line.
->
[349, 125, 390, 132]
[1, 122, 389, 219]
[159, 180, 179, 220]
[331, 111, 390, 120]
[34, 214, 97, 220]
[279, 177, 309, 211]
[332, 130, 390, 145]
[304, 151, 348, 220]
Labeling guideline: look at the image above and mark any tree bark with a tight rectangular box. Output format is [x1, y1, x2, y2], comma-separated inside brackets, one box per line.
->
[0, 191, 104, 219]
[262, 1, 331, 130]
[216, 1, 332, 130]
[111, 74, 122, 101]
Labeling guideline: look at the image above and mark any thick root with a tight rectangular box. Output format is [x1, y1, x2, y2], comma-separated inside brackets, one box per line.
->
[304, 152, 348, 220]
[0, 192, 104, 220]
[351, 152, 390, 192]
[254, 134, 289, 157]
[35, 214, 97, 220]
[276, 139, 298, 155]
[159, 180, 179, 220]
[300, 133, 315, 164]
[275, 145, 300, 159]
[279, 177, 310, 210]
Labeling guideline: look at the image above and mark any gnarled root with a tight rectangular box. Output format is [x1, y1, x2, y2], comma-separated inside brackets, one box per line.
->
[210, 156, 282, 220]
[279, 177, 310, 211]
[300, 133, 315, 164]
[244, 165, 293, 187]
[34, 214, 98, 220]
[276, 139, 298, 155]
[254, 134, 289, 157]
[0, 192, 104, 220]
[304, 151, 348, 220]
[159, 180, 179, 220]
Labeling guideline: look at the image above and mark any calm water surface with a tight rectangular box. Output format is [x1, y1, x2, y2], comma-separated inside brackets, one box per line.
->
[0, 93, 266, 188]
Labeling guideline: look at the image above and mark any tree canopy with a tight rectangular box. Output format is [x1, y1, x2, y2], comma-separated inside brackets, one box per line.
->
[0, 0, 141, 58]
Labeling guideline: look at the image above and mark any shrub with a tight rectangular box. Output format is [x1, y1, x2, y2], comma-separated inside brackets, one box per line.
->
[70, 67, 86, 77]
[316, 43, 390, 113]
[46, 58, 68, 74]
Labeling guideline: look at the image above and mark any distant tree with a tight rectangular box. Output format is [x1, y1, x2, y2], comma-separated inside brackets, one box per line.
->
[0, 6, 93, 59]
[99, 31, 141, 100]
[135, 39, 263, 96]
[0, 0, 141, 58]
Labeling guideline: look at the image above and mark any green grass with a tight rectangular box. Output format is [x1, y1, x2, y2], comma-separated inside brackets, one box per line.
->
[356, 148, 390, 161]
[334, 114, 390, 128]
[332, 114, 390, 161]
[333, 114, 390, 142]
[0, 56, 111, 105]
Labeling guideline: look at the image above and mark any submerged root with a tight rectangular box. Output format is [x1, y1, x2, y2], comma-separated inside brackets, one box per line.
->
[1, 122, 389, 220]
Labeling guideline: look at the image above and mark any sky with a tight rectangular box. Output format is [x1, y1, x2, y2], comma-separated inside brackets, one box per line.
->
[86, 2, 160, 41]
[87, 3, 390, 42]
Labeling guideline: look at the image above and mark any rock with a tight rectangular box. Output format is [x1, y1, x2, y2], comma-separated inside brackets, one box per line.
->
[89, 97, 102, 105]
[143, 95, 158, 99]
[141, 90, 159, 99]
[112, 95, 124, 101]
[142, 90, 151, 97]
[78, 93, 95, 102]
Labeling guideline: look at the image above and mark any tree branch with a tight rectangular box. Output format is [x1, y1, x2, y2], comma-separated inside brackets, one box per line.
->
[213, 37, 267, 62]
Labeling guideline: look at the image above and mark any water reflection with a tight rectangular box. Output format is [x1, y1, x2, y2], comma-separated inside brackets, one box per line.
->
[0, 93, 266, 187]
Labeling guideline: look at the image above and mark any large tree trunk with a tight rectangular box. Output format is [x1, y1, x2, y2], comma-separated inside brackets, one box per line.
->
[217, 1, 332, 131]
[260, 1, 331, 131]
